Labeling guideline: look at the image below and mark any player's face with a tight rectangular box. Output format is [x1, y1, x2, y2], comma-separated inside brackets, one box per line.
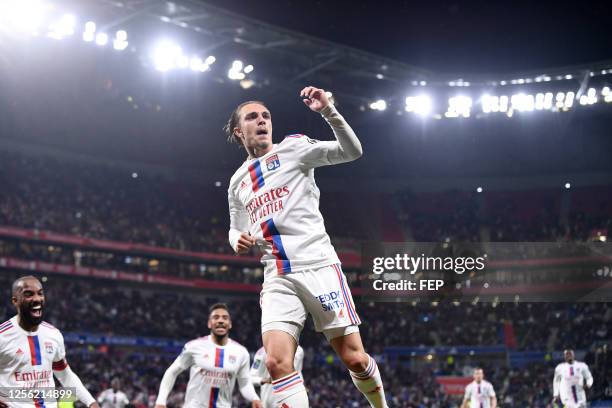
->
[564, 350, 574, 362]
[208, 308, 232, 337]
[473, 369, 484, 383]
[235, 103, 272, 153]
[12, 278, 45, 327]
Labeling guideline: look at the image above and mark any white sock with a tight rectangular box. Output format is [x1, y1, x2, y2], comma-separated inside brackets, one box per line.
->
[350, 355, 388, 408]
[271, 371, 309, 408]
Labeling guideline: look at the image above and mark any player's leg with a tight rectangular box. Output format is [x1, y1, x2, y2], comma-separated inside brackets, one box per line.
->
[260, 276, 309, 407]
[328, 330, 388, 408]
[297, 264, 388, 408]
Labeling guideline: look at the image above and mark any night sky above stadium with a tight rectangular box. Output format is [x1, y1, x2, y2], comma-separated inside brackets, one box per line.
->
[204, 0, 612, 74]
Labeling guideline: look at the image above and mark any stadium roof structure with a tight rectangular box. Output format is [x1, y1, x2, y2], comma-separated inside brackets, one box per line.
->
[68, 0, 612, 108]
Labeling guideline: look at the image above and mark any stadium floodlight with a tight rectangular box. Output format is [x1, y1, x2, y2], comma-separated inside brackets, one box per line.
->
[95, 32, 108, 46]
[189, 57, 203, 71]
[83, 21, 95, 41]
[481, 95, 492, 113]
[113, 30, 128, 50]
[603, 87, 612, 103]
[565, 182, 571, 189]
[232, 60, 243, 71]
[176, 55, 189, 69]
[244, 64, 254, 74]
[579, 95, 588, 105]
[369, 99, 387, 111]
[544, 92, 553, 110]
[535, 93, 545, 110]
[476, 187, 483, 193]
[419, 80, 427, 86]
[446, 96, 471, 118]
[500, 80, 507, 86]
[405, 95, 432, 116]
[205, 55, 216, 65]
[47, 13, 75, 39]
[152, 41, 182, 71]
[565, 92, 575, 108]
[587, 88, 598, 104]
[565, 74, 573, 80]
[499, 95, 509, 112]
[0, 0, 49, 35]
[511, 93, 534, 112]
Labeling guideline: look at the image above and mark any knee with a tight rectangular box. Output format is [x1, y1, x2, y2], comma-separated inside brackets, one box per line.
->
[341, 351, 369, 373]
[265, 353, 294, 378]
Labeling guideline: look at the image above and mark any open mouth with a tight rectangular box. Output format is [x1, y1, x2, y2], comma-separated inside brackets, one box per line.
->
[30, 304, 43, 318]
[256, 129, 268, 135]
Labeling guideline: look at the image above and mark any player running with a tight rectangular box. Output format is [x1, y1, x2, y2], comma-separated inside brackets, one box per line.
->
[461, 368, 497, 408]
[97, 378, 129, 408]
[226, 86, 387, 407]
[250, 346, 304, 408]
[154, 303, 261, 408]
[0, 276, 99, 408]
[553, 349, 593, 408]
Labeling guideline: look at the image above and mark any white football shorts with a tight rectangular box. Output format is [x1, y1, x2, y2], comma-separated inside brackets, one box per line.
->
[260, 263, 361, 342]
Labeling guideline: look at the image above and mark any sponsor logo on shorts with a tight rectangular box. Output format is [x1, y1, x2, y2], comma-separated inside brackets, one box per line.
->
[315, 291, 345, 312]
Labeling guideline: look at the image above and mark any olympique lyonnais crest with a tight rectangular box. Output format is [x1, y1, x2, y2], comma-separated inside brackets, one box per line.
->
[266, 154, 280, 171]
[229, 355, 237, 364]
[45, 341, 54, 354]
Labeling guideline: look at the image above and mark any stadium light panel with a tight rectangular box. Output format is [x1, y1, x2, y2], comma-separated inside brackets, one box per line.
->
[47, 13, 75, 39]
[370, 99, 387, 111]
[83, 21, 95, 42]
[0, 0, 48, 34]
[205, 56, 216, 65]
[152, 41, 183, 71]
[565, 182, 571, 189]
[405, 95, 432, 116]
[244, 64, 254, 74]
[113, 30, 128, 50]
[446, 96, 471, 118]
[95, 32, 108, 46]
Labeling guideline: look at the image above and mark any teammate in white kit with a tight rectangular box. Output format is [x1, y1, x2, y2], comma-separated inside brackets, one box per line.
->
[461, 368, 496, 408]
[154, 303, 261, 408]
[97, 378, 129, 408]
[553, 349, 593, 408]
[250, 346, 304, 408]
[0, 276, 99, 408]
[226, 86, 387, 408]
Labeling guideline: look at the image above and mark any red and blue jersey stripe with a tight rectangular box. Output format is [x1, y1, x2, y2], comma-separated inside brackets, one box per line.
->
[208, 387, 220, 408]
[261, 219, 291, 274]
[248, 160, 265, 192]
[214, 348, 224, 368]
[332, 264, 360, 325]
[27, 335, 42, 366]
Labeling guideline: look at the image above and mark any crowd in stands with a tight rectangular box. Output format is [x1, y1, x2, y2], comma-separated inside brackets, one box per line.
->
[1, 273, 610, 407]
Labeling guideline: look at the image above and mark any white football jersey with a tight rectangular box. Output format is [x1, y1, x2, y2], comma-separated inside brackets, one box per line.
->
[250, 346, 304, 407]
[463, 380, 496, 408]
[0, 316, 66, 408]
[553, 361, 593, 405]
[169, 336, 251, 408]
[228, 135, 345, 278]
[97, 389, 129, 408]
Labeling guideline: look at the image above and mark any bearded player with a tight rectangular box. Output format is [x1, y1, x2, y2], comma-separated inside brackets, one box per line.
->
[154, 303, 261, 408]
[553, 349, 593, 408]
[0, 276, 99, 408]
[226, 86, 387, 407]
